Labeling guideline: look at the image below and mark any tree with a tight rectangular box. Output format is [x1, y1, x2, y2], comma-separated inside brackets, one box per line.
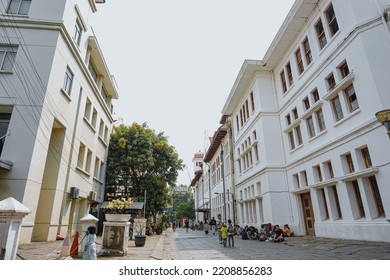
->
[106, 122, 184, 219]
[175, 199, 195, 221]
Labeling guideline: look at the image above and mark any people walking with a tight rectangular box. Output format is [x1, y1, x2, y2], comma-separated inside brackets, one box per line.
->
[227, 219, 235, 247]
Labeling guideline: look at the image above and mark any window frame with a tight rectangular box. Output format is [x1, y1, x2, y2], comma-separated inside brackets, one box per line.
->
[7, 0, 32, 15]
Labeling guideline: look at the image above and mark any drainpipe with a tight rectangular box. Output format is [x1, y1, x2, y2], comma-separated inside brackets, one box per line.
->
[220, 145, 227, 223]
[227, 117, 238, 225]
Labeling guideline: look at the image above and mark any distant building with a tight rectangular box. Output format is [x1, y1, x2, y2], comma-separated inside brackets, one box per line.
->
[0, 0, 118, 243]
[220, 0, 390, 242]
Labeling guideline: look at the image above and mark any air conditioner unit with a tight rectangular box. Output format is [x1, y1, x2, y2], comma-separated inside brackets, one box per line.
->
[69, 187, 80, 199]
[89, 191, 97, 201]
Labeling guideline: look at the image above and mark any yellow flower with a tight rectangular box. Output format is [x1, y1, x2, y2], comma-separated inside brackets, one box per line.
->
[105, 198, 134, 214]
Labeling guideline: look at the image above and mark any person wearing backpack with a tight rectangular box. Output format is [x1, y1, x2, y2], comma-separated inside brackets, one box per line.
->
[227, 219, 235, 247]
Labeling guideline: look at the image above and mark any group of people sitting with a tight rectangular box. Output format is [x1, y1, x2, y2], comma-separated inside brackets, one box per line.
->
[238, 224, 293, 242]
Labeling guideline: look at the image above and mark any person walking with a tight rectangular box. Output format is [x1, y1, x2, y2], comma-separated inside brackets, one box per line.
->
[172, 221, 176, 232]
[184, 219, 189, 233]
[227, 219, 235, 247]
[204, 221, 210, 235]
[210, 217, 217, 235]
[217, 214, 223, 244]
[221, 223, 228, 247]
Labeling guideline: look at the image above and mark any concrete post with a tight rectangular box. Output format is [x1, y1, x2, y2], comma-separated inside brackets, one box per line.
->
[0, 197, 31, 260]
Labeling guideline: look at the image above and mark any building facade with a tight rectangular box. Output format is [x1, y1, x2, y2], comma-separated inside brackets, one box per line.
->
[0, 0, 117, 243]
[219, 0, 390, 242]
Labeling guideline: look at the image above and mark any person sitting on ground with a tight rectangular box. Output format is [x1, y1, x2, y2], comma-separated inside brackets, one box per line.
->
[272, 224, 284, 242]
[283, 224, 293, 237]
[259, 227, 267, 241]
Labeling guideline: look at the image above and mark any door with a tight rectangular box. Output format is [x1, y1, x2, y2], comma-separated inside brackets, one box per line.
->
[301, 192, 315, 235]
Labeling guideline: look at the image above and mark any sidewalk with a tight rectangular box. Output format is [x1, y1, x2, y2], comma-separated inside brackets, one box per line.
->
[16, 231, 167, 260]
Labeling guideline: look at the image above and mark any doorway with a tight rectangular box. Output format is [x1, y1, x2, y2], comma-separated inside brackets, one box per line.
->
[301, 192, 315, 235]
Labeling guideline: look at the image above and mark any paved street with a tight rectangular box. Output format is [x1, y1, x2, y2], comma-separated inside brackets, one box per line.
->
[17, 227, 390, 260]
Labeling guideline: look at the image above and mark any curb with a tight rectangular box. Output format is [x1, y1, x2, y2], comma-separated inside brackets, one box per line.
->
[149, 232, 165, 260]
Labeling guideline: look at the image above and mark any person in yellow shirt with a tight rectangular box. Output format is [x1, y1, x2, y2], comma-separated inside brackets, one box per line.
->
[283, 224, 292, 237]
[221, 223, 228, 247]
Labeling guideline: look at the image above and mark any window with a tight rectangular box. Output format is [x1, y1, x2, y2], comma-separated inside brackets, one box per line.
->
[94, 157, 100, 178]
[288, 131, 295, 150]
[326, 73, 336, 91]
[295, 48, 304, 75]
[91, 108, 97, 129]
[325, 3, 339, 37]
[316, 109, 326, 132]
[250, 91, 255, 112]
[77, 142, 86, 169]
[85, 149, 92, 174]
[88, 59, 98, 83]
[292, 107, 298, 120]
[73, 20, 83, 46]
[301, 171, 308, 187]
[295, 125, 303, 146]
[319, 188, 329, 220]
[63, 66, 74, 95]
[331, 95, 344, 121]
[315, 165, 323, 182]
[368, 176, 385, 217]
[7, 0, 31, 15]
[345, 153, 354, 173]
[0, 112, 11, 156]
[326, 161, 334, 179]
[338, 61, 350, 79]
[302, 37, 312, 65]
[285, 114, 291, 126]
[315, 19, 327, 49]
[286, 62, 293, 86]
[331, 186, 342, 219]
[303, 97, 310, 111]
[361, 147, 372, 168]
[307, 116, 316, 138]
[99, 119, 105, 138]
[84, 98, 92, 120]
[311, 88, 320, 103]
[280, 70, 287, 93]
[352, 180, 365, 218]
[345, 85, 359, 112]
[0, 45, 17, 72]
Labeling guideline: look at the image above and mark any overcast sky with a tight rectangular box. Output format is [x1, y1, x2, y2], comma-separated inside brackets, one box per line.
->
[91, 0, 295, 186]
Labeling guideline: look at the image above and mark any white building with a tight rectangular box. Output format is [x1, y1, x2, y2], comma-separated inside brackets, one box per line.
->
[0, 0, 118, 243]
[221, 0, 390, 242]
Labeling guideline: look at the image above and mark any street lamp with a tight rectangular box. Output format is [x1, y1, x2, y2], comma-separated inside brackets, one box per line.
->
[214, 190, 235, 224]
[375, 109, 390, 138]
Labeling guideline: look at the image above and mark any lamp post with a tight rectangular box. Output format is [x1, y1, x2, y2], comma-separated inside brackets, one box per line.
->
[375, 109, 390, 138]
[214, 190, 236, 224]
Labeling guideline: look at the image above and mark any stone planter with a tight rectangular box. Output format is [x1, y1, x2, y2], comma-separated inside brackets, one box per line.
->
[134, 235, 146, 247]
[105, 214, 131, 222]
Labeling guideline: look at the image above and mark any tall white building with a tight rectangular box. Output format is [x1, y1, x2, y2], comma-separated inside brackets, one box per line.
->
[0, 0, 118, 243]
[221, 0, 390, 242]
